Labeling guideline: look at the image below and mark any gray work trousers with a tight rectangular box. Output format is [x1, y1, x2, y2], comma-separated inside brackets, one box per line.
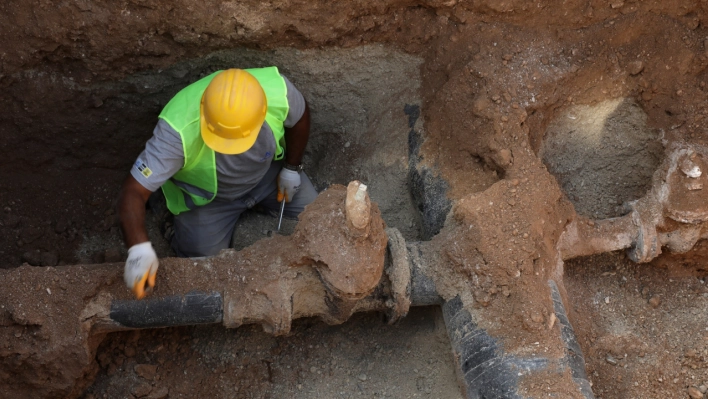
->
[171, 162, 317, 257]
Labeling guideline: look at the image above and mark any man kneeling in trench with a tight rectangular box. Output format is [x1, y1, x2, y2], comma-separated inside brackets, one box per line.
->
[118, 67, 317, 299]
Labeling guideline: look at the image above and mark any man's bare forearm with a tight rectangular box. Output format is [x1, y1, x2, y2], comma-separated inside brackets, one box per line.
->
[284, 102, 310, 166]
[118, 175, 153, 248]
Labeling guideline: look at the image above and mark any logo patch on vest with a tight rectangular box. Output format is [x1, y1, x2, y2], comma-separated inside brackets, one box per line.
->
[135, 161, 153, 178]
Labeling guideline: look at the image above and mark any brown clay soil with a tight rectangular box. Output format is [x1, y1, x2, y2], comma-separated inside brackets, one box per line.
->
[2, 1, 708, 398]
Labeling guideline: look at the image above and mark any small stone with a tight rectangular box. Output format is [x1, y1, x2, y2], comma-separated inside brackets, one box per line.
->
[14, 332, 21, 338]
[132, 382, 153, 398]
[498, 149, 512, 166]
[474, 289, 491, 307]
[688, 387, 704, 399]
[681, 158, 702, 178]
[358, 373, 367, 381]
[344, 141, 351, 148]
[648, 295, 661, 308]
[135, 364, 158, 380]
[146, 387, 169, 399]
[698, 385, 707, 394]
[548, 313, 557, 330]
[628, 60, 644, 76]
[606, 355, 618, 365]
[687, 181, 703, 191]
[310, 366, 317, 373]
[124, 346, 137, 358]
[21, 250, 42, 266]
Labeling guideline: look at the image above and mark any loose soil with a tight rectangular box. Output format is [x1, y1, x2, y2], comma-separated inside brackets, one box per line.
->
[2, 1, 708, 398]
[83, 307, 462, 399]
[565, 250, 708, 399]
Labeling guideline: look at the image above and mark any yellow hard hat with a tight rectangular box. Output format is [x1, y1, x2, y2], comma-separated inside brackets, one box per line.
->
[200, 69, 267, 154]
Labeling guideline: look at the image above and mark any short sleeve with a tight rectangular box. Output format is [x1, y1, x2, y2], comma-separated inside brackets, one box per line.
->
[130, 119, 185, 192]
[282, 74, 306, 128]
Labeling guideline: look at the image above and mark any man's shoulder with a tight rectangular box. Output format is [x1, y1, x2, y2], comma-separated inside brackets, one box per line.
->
[153, 118, 184, 146]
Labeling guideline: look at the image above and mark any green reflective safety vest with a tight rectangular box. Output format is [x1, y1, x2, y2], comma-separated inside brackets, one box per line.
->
[158, 67, 289, 215]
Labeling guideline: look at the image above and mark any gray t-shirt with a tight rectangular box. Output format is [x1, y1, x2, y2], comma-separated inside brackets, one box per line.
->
[131, 74, 306, 201]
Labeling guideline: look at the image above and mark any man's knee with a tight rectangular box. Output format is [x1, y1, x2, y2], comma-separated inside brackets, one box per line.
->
[171, 233, 230, 258]
[285, 175, 317, 217]
[170, 209, 236, 258]
[298, 178, 318, 205]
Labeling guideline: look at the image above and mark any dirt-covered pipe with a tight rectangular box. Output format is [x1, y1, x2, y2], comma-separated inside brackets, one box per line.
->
[443, 280, 594, 399]
[559, 146, 708, 263]
[0, 183, 391, 399]
[95, 231, 440, 334]
[558, 216, 635, 260]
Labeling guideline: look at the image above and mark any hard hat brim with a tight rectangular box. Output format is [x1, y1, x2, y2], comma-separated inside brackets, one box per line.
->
[200, 113, 263, 155]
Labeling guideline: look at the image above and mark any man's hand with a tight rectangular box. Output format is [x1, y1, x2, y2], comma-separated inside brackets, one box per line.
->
[277, 168, 301, 202]
[124, 242, 159, 299]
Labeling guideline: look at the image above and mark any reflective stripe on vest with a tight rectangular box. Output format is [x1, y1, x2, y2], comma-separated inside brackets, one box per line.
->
[158, 67, 289, 215]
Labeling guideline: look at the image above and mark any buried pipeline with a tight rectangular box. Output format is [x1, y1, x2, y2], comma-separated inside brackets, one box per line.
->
[1, 181, 596, 399]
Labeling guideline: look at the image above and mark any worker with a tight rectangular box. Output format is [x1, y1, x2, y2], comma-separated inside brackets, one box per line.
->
[118, 67, 317, 299]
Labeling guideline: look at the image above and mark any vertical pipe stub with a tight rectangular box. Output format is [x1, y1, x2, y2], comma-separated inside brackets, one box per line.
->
[346, 180, 372, 238]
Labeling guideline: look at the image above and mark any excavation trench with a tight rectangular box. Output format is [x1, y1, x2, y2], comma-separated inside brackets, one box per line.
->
[2, 45, 702, 399]
[0, 46, 465, 398]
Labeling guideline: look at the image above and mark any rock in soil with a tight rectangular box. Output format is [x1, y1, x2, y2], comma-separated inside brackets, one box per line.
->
[649, 295, 661, 308]
[689, 386, 704, 399]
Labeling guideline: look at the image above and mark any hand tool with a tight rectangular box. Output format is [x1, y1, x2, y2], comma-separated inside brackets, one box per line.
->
[277, 198, 285, 232]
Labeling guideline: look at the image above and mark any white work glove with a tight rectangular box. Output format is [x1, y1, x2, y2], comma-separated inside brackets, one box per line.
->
[277, 168, 301, 202]
[124, 242, 159, 299]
